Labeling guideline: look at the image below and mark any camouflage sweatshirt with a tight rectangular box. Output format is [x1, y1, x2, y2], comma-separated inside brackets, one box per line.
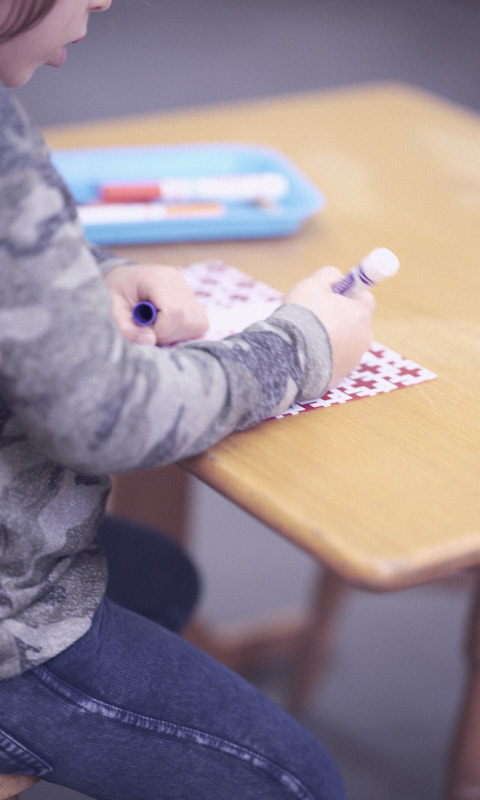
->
[0, 84, 332, 680]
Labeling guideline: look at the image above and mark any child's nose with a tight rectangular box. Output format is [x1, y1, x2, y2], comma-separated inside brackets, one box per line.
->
[90, 0, 112, 11]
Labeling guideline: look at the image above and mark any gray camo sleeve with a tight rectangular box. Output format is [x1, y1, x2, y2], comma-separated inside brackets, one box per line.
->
[0, 86, 332, 476]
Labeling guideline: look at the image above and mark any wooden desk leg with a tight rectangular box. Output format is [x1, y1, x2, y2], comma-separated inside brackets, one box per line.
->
[287, 568, 348, 714]
[449, 569, 480, 800]
[107, 465, 190, 543]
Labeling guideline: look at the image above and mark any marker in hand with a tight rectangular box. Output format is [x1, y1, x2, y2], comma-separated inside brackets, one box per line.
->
[131, 247, 398, 329]
[332, 247, 399, 296]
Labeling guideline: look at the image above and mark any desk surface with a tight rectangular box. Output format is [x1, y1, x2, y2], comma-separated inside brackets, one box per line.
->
[45, 82, 480, 591]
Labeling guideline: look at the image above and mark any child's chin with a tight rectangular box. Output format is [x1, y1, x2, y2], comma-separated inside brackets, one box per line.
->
[47, 45, 68, 68]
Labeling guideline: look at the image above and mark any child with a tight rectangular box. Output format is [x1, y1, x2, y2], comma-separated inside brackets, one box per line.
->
[0, 2, 375, 798]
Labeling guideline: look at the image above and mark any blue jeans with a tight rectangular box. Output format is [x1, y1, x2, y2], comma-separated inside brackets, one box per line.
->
[0, 517, 345, 800]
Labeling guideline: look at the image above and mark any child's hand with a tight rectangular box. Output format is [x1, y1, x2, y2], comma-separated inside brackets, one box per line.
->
[285, 266, 376, 388]
[104, 264, 209, 346]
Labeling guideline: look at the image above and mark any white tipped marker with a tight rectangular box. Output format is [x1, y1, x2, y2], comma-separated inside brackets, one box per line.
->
[332, 248, 399, 296]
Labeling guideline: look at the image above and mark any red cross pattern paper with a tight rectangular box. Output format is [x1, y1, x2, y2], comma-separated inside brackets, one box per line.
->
[182, 260, 437, 417]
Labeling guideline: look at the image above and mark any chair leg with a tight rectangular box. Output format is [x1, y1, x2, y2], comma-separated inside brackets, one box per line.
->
[287, 568, 349, 714]
[448, 568, 480, 800]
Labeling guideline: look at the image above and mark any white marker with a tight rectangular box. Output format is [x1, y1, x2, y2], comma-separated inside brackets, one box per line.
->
[78, 201, 225, 226]
[332, 248, 399, 296]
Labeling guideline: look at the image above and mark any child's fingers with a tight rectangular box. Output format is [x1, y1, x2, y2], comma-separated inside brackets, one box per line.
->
[106, 264, 209, 346]
[285, 264, 377, 388]
[151, 302, 208, 345]
[309, 265, 344, 286]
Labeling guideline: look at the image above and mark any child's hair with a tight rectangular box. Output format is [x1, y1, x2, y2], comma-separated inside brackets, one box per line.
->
[0, 0, 56, 43]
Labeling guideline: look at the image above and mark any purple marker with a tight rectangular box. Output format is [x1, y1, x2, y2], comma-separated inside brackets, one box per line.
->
[132, 301, 158, 326]
[332, 248, 399, 296]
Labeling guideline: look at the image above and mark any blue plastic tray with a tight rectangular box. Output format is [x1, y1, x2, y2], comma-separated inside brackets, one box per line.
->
[52, 143, 325, 245]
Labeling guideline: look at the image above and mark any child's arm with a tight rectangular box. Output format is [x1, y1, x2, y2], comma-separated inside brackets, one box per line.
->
[103, 262, 374, 384]
[0, 86, 373, 477]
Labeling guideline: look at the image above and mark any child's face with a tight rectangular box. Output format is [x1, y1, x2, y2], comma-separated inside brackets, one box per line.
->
[0, 0, 112, 87]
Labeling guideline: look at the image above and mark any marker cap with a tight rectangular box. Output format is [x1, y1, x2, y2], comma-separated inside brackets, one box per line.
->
[132, 301, 158, 326]
[359, 248, 399, 283]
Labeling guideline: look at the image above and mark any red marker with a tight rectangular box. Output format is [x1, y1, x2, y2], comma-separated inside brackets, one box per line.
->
[100, 172, 289, 204]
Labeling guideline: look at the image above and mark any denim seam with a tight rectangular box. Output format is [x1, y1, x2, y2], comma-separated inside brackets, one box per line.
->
[32, 665, 315, 800]
[0, 728, 52, 776]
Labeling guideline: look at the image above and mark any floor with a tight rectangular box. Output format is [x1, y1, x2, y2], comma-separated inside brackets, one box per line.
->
[15, 0, 480, 797]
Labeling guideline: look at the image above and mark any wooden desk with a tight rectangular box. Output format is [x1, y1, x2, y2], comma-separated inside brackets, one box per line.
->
[45, 82, 479, 799]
